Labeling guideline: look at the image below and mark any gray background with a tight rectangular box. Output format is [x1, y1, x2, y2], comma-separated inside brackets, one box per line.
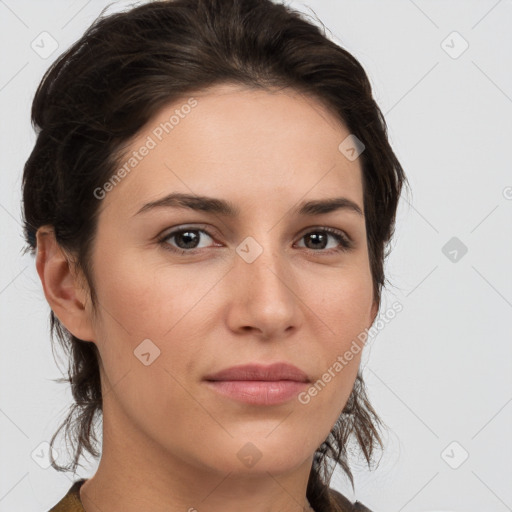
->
[1, 1, 511, 511]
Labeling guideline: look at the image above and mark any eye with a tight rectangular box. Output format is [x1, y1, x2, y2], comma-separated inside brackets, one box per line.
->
[158, 225, 216, 254]
[296, 227, 353, 253]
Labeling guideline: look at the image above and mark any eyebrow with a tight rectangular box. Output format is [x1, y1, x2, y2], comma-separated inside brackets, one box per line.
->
[134, 193, 363, 217]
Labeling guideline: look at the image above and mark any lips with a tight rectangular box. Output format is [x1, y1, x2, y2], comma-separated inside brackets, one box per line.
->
[203, 363, 311, 405]
[203, 362, 310, 383]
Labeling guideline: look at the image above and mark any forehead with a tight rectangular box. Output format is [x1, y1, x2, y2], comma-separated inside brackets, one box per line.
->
[100, 83, 364, 216]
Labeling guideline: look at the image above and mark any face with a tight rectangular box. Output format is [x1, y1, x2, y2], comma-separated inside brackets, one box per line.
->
[79, 83, 378, 476]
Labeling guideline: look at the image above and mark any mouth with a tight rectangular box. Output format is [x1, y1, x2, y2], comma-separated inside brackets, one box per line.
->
[203, 362, 310, 406]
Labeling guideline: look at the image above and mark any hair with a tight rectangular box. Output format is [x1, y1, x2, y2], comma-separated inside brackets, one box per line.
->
[21, 0, 409, 510]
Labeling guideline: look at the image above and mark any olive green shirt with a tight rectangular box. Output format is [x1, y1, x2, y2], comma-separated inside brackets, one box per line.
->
[48, 479, 86, 512]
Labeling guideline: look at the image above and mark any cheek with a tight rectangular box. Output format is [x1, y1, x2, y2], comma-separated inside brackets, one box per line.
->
[90, 250, 215, 389]
[89, 255, 201, 435]
[93, 249, 192, 339]
[315, 262, 374, 343]
[303, 265, 374, 409]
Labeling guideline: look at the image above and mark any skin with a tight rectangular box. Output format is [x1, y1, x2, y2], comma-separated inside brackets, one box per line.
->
[36, 83, 378, 512]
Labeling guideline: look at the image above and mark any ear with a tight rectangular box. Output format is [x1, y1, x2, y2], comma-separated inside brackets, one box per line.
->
[35, 226, 96, 342]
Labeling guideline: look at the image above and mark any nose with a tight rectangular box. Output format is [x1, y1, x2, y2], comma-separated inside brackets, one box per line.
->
[225, 239, 302, 340]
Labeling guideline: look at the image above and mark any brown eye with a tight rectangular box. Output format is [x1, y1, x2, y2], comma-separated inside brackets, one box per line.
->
[159, 226, 216, 254]
[297, 228, 353, 253]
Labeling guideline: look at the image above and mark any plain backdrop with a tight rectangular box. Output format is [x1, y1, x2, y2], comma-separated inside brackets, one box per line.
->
[1, 1, 511, 511]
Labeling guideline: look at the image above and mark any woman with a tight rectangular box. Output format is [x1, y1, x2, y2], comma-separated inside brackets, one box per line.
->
[21, 0, 408, 510]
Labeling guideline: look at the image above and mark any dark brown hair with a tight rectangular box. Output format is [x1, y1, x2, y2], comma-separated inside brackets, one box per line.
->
[21, 0, 408, 510]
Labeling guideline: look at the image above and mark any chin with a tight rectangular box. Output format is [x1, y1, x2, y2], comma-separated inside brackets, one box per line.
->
[215, 438, 314, 476]
[208, 454, 310, 478]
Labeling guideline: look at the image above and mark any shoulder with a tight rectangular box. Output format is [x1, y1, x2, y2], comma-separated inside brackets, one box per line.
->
[328, 487, 375, 512]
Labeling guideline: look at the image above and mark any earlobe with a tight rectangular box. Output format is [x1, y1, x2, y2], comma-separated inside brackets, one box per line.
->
[35, 226, 96, 342]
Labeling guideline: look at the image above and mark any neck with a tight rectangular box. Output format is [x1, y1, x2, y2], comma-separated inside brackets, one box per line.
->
[79, 400, 317, 512]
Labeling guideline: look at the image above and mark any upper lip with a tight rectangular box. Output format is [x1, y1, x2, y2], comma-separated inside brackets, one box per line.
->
[204, 362, 310, 383]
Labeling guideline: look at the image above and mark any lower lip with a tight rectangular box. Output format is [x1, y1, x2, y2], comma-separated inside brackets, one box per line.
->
[205, 380, 309, 405]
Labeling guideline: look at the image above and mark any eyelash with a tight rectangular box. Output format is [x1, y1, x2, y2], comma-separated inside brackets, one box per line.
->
[157, 225, 354, 256]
